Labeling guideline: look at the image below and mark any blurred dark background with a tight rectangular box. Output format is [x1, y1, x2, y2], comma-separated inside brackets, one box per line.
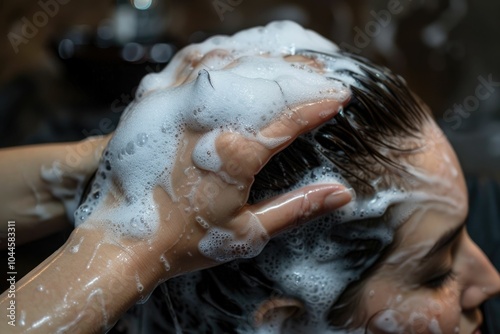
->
[1, 0, 499, 332]
[1, 0, 500, 175]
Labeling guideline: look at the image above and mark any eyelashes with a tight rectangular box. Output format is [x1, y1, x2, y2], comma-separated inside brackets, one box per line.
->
[423, 269, 457, 289]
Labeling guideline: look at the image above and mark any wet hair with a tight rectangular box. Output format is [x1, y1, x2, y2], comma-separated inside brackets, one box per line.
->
[115, 51, 431, 333]
[253, 50, 428, 196]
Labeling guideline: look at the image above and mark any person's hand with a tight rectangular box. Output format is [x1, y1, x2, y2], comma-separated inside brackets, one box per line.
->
[156, 99, 352, 272]
[0, 135, 111, 246]
[79, 97, 352, 298]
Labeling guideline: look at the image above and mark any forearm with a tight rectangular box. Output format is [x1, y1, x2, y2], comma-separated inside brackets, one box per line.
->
[0, 226, 146, 333]
[0, 137, 109, 246]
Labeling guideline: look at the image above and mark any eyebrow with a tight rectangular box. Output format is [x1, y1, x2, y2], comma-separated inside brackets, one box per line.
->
[421, 222, 466, 262]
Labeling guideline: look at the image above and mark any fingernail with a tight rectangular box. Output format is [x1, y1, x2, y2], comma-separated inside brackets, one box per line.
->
[324, 188, 354, 209]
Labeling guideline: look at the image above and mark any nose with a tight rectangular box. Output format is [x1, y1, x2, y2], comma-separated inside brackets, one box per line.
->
[460, 233, 500, 310]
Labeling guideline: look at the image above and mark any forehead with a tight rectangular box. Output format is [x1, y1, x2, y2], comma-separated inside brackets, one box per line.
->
[385, 121, 468, 261]
[400, 121, 468, 215]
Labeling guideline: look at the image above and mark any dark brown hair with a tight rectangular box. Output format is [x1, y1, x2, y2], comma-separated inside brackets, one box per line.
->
[252, 50, 430, 197]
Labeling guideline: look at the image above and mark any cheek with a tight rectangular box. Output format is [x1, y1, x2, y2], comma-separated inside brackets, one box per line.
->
[365, 284, 462, 333]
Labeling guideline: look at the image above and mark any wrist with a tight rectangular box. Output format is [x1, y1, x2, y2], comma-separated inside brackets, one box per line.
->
[72, 219, 167, 298]
[66, 227, 150, 307]
[6, 226, 147, 332]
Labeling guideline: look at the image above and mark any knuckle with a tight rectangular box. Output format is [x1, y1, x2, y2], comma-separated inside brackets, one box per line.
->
[298, 193, 319, 221]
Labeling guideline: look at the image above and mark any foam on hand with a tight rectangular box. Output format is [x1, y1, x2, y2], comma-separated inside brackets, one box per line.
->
[135, 20, 341, 97]
[75, 21, 351, 241]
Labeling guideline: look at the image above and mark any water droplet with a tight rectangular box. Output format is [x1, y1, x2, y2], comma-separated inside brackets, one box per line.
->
[136, 133, 148, 147]
[126, 141, 135, 155]
[195, 216, 210, 229]
[160, 255, 171, 271]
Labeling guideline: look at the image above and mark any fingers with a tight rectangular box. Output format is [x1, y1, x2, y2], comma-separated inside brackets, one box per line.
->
[244, 183, 352, 236]
[215, 99, 346, 179]
[195, 184, 351, 264]
[259, 99, 345, 146]
[215, 133, 263, 181]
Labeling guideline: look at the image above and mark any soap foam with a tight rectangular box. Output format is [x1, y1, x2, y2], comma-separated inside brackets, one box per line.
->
[135, 21, 340, 97]
[75, 21, 350, 242]
[198, 212, 269, 262]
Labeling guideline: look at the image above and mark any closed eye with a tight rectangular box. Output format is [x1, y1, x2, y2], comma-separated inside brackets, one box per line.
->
[423, 269, 457, 289]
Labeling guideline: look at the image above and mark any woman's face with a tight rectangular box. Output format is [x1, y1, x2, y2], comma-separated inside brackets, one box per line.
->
[358, 124, 500, 334]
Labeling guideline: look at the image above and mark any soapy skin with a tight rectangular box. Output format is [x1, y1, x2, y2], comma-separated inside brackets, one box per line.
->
[120, 21, 432, 332]
[75, 57, 350, 240]
[73, 22, 357, 279]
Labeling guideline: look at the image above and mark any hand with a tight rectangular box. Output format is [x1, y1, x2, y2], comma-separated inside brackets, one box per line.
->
[81, 98, 352, 295]
[0, 135, 110, 246]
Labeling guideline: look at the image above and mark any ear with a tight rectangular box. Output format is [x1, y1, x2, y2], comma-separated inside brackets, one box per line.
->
[253, 297, 305, 327]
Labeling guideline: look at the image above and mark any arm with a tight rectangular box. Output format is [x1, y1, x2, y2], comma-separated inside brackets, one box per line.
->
[1, 227, 143, 333]
[0, 100, 352, 333]
[0, 136, 109, 247]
